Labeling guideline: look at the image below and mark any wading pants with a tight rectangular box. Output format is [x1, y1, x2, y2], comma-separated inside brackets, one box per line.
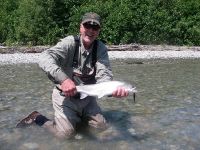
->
[42, 88, 107, 138]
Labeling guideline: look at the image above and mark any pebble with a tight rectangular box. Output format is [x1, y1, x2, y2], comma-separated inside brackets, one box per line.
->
[1, 51, 200, 64]
[108, 51, 200, 59]
[0, 53, 41, 64]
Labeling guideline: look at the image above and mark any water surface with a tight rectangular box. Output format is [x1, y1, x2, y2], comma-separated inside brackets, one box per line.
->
[1, 59, 200, 150]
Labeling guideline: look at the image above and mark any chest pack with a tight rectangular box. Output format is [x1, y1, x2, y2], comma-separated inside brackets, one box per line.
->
[72, 35, 98, 68]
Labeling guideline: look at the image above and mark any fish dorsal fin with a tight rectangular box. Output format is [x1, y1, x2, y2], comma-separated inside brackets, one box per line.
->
[80, 93, 88, 99]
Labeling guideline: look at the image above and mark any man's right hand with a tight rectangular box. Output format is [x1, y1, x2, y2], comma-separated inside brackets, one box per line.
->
[60, 79, 77, 97]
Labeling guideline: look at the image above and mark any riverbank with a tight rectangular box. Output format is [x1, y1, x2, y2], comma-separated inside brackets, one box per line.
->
[1, 44, 200, 54]
[1, 44, 200, 64]
[2, 50, 200, 64]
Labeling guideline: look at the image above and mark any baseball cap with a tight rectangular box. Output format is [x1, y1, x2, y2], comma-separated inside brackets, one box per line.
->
[81, 12, 101, 26]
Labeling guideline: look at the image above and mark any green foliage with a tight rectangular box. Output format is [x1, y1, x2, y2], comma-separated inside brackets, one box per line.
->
[168, 0, 200, 45]
[101, 0, 135, 44]
[1, 0, 200, 46]
[12, 0, 64, 45]
[0, 0, 19, 44]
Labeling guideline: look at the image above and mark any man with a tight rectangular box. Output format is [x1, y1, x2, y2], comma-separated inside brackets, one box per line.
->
[17, 12, 128, 139]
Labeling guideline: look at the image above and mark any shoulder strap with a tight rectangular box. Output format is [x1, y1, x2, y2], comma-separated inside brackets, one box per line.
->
[73, 35, 80, 68]
[92, 40, 98, 67]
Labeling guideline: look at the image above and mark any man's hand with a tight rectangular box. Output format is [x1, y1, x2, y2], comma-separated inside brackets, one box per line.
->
[61, 79, 77, 97]
[112, 87, 129, 98]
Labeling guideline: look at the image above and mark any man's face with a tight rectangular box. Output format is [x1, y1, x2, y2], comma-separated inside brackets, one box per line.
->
[80, 22, 100, 48]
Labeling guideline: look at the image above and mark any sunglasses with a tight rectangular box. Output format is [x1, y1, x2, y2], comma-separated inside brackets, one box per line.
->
[83, 23, 100, 31]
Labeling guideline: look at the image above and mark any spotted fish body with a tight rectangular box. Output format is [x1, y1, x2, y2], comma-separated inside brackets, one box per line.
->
[76, 81, 137, 100]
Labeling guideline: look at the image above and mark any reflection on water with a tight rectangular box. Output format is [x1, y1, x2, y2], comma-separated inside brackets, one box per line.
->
[1, 59, 200, 150]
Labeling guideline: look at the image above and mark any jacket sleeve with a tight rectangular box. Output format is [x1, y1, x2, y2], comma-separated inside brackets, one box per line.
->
[38, 36, 75, 84]
[95, 41, 113, 83]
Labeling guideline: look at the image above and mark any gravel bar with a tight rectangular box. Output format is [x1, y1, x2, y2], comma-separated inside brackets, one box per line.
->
[1, 51, 200, 64]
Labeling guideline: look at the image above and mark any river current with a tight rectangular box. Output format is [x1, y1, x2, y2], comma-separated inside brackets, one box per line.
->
[1, 59, 200, 150]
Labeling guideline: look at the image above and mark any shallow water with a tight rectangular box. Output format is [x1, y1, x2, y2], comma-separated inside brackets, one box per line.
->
[1, 59, 200, 150]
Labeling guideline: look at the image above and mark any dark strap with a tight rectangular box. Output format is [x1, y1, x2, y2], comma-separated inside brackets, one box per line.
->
[73, 35, 80, 68]
[72, 35, 98, 68]
[92, 40, 98, 67]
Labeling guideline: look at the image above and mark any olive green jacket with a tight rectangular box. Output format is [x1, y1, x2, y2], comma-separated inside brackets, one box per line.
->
[38, 35, 113, 84]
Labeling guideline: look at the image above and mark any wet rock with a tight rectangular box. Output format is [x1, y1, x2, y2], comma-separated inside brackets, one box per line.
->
[21, 142, 39, 150]
[127, 128, 137, 136]
[97, 127, 120, 141]
[168, 145, 180, 150]
[125, 60, 144, 64]
[74, 134, 83, 140]
[118, 141, 130, 149]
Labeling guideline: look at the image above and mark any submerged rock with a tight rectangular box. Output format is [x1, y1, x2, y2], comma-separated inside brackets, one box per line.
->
[21, 142, 39, 150]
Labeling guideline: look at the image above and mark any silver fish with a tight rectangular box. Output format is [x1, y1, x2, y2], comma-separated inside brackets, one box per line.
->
[76, 81, 137, 101]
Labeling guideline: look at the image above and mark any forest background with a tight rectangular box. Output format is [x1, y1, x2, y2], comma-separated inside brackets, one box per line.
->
[0, 0, 200, 46]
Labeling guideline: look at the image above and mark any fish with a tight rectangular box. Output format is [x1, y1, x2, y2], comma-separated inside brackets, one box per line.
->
[76, 81, 137, 101]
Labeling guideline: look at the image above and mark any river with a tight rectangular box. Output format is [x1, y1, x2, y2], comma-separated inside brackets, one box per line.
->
[1, 59, 200, 150]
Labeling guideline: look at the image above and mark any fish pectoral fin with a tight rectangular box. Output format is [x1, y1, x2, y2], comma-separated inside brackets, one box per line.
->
[80, 93, 88, 99]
